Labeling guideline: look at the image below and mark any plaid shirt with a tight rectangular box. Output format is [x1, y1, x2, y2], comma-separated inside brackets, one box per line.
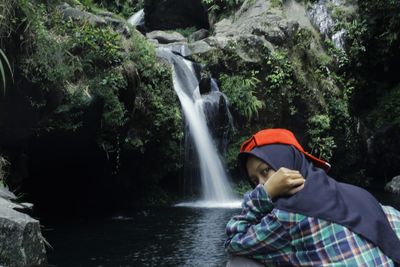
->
[225, 185, 400, 266]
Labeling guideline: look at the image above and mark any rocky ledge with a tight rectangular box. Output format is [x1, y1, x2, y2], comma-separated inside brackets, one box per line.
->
[385, 176, 400, 195]
[0, 187, 47, 267]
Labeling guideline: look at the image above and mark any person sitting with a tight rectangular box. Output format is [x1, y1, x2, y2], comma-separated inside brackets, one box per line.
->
[225, 128, 400, 266]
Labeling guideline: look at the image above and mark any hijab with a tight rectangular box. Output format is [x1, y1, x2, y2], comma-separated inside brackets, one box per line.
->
[239, 144, 400, 263]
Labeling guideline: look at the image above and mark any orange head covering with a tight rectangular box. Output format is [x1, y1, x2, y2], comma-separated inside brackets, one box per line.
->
[240, 128, 331, 172]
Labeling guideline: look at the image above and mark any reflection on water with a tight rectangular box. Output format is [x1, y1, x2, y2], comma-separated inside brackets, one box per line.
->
[44, 207, 240, 267]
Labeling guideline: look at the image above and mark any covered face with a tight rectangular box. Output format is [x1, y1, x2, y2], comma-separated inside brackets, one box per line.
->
[245, 155, 276, 187]
[238, 128, 330, 188]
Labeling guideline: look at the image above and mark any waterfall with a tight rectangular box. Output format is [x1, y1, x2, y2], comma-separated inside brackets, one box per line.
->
[156, 47, 240, 208]
[127, 9, 145, 27]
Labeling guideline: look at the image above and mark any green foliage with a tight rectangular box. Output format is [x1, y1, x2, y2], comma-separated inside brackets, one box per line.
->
[21, 34, 80, 93]
[219, 72, 265, 120]
[358, 0, 400, 62]
[93, 71, 128, 151]
[307, 114, 336, 160]
[172, 27, 197, 39]
[270, 0, 283, 8]
[90, 0, 144, 18]
[20, 7, 79, 94]
[60, 18, 123, 71]
[367, 84, 400, 128]
[202, 0, 244, 14]
[123, 31, 183, 165]
[342, 0, 400, 116]
[225, 133, 249, 171]
[266, 51, 294, 91]
[232, 180, 252, 197]
[264, 50, 299, 116]
[0, 48, 13, 95]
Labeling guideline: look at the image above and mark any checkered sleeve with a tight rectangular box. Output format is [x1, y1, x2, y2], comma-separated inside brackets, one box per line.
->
[382, 204, 400, 239]
[225, 185, 292, 259]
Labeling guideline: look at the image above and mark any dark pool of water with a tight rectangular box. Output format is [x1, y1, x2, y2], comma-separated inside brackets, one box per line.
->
[43, 207, 240, 267]
[42, 190, 400, 267]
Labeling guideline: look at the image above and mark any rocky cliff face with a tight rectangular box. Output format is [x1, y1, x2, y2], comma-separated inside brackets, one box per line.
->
[1, 0, 399, 216]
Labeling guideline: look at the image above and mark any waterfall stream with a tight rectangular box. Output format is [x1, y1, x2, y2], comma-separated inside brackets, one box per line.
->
[156, 47, 240, 208]
[127, 9, 144, 27]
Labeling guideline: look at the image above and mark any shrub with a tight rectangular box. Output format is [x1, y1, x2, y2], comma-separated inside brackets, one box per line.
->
[307, 114, 336, 160]
[264, 50, 299, 116]
[219, 72, 265, 120]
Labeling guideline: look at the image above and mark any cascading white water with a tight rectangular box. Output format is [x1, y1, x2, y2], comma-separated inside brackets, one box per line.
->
[156, 47, 240, 208]
[127, 9, 145, 27]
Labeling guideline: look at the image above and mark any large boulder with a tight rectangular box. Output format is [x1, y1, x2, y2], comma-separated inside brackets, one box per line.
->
[57, 3, 107, 26]
[189, 28, 209, 42]
[146, 30, 187, 44]
[57, 3, 131, 37]
[144, 0, 209, 31]
[0, 188, 47, 267]
[214, 0, 299, 45]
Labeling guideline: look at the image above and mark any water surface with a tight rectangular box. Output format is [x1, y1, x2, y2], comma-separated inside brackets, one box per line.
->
[44, 207, 240, 267]
[43, 190, 400, 267]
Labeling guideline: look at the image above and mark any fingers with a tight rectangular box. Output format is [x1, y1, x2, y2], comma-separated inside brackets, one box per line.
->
[290, 177, 305, 186]
[289, 183, 305, 195]
[279, 167, 300, 173]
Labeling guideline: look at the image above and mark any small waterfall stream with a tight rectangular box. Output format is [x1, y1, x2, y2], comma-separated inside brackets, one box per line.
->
[156, 47, 240, 208]
[127, 9, 144, 27]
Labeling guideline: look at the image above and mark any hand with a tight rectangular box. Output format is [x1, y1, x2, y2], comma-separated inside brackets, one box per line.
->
[263, 167, 305, 199]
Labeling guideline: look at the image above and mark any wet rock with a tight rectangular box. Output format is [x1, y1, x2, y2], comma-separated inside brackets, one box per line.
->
[307, 0, 355, 49]
[0, 186, 16, 201]
[199, 74, 211, 95]
[235, 34, 273, 62]
[156, 42, 192, 57]
[188, 40, 215, 55]
[146, 30, 187, 44]
[214, 19, 233, 37]
[0, 194, 47, 266]
[385, 176, 400, 194]
[203, 36, 231, 50]
[189, 29, 210, 42]
[144, 0, 209, 31]
[308, 0, 336, 37]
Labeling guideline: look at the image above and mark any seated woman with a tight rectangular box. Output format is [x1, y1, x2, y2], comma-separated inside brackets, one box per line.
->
[225, 128, 400, 266]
